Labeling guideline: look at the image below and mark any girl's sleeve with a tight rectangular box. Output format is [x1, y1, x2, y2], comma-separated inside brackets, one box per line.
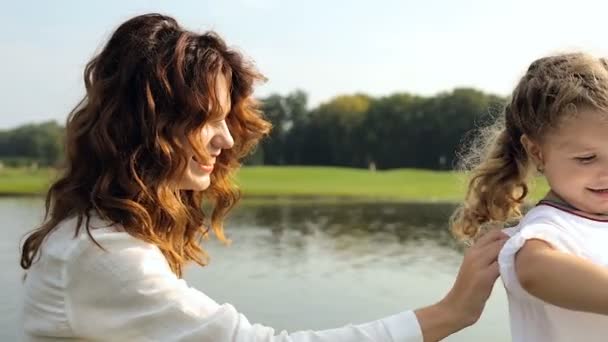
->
[498, 223, 579, 299]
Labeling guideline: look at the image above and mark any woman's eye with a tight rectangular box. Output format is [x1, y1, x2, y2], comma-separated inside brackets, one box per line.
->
[575, 155, 596, 164]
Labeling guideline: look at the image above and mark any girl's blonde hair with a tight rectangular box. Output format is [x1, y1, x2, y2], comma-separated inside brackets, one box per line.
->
[451, 53, 608, 240]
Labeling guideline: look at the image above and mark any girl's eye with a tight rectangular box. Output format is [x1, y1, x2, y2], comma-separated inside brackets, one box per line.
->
[574, 155, 596, 164]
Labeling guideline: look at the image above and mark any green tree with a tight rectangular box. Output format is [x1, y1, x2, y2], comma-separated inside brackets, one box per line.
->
[302, 94, 371, 167]
[259, 90, 309, 165]
[0, 121, 64, 167]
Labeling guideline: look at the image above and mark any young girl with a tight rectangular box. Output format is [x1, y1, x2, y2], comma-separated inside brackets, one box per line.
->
[19, 12, 506, 341]
[452, 53, 608, 341]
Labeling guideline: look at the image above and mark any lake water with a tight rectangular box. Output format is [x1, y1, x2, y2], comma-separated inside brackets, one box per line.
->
[1, 197, 510, 341]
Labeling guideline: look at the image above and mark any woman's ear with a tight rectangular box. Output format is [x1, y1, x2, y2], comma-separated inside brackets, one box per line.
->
[520, 134, 544, 171]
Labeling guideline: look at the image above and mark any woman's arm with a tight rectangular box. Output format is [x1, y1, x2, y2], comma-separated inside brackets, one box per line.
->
[415, 229, 508, 342]
[66, 233, 423, 342]
[515, 239, 608, 315]
[65, 229, 507, 342]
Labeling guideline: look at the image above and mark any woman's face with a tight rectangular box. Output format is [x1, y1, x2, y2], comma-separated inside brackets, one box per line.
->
[177, 75, 234, 191]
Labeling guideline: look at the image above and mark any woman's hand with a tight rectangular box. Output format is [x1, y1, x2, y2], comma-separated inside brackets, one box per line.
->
[444, 228, 509, 324]
[415, 229, 508, 341]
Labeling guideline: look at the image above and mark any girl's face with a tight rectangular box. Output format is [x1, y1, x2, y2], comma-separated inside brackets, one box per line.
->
[525, 109, 608, 214]
[177, 75, 234, 191]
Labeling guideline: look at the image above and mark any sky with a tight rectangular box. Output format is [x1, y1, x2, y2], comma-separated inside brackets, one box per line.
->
[2, 0, 608, 128]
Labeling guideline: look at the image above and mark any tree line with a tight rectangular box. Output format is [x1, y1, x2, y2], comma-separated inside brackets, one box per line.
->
[1, 88, 505, 170]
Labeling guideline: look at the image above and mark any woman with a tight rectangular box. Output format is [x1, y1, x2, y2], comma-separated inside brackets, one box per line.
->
[20, 13, 507, 341]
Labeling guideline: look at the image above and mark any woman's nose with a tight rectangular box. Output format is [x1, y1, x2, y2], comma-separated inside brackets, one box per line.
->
[211, 121, 234, 150]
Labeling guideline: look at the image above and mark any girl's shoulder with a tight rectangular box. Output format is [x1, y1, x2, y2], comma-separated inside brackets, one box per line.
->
[501, 203, 602, 262]
[521, 203, 608, 230]
[520, 204, 571, 226]
[499, 205, 571, 240]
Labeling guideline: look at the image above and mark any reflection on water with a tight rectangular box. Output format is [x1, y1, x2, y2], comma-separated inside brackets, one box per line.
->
[233, 201, 458, 243]
[1, 197, 509, 341]
[221, 201, 464, 274]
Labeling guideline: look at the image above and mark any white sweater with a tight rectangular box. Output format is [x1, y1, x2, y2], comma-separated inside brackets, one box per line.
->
[21, 215, 423, 341]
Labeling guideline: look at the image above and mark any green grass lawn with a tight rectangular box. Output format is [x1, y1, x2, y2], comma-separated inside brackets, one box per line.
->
[236, 166, 464, 201]
[237, 166, 548, 202]
[0, 166, 549, 202]
[0, 168, 56, 196]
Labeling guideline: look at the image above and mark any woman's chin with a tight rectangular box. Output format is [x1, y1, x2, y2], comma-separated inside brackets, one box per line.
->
[178, 173, 211, 191]
[192, 176, 211, 191]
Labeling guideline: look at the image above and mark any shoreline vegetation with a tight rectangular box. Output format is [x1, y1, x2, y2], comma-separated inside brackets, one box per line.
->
[0, 166, 548, 203]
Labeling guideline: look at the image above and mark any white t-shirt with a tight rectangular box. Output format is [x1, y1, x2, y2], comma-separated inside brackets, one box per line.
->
[498, 204, 608, 342]
[20, 215, 422, 341]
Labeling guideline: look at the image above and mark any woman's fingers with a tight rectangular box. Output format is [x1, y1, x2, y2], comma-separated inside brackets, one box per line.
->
[486, 260, 500, 280]
[442, 227, 510, 324]
[473, 228, 509, 248]
[474, 238, 508, 266]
